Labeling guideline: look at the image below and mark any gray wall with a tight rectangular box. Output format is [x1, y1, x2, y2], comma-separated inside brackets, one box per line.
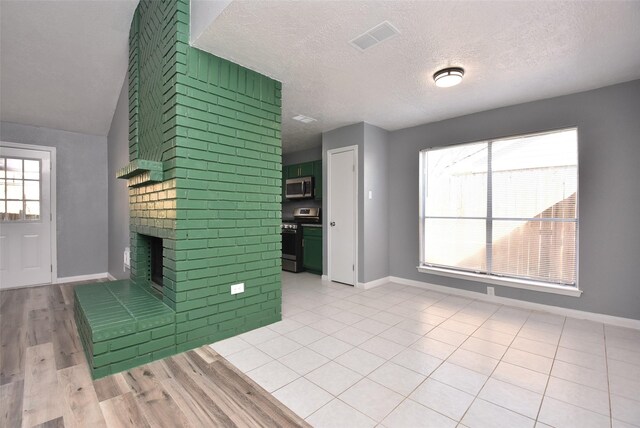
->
[322, 123, 364, 280]
[107, 78, 130, 279]
[321, 122, 391, 283]
[388, 80, 640, 319]
[0, 121, 108, 278]
[363, 124, 389, 282]
[283, 146, 322, 165]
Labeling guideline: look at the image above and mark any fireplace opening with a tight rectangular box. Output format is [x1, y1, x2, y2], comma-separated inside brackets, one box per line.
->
[149, 236, 163, 292]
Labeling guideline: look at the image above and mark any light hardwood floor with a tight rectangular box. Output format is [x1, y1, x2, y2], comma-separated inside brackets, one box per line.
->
[0, 280, 308, 428]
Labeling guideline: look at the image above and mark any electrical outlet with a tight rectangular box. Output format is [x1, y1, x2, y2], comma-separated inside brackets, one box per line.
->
[487, 286, 495, 296]
[231, 283, 245, 295]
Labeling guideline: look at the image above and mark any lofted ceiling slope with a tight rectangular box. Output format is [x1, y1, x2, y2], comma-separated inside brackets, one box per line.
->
[0, 0, 138, 137]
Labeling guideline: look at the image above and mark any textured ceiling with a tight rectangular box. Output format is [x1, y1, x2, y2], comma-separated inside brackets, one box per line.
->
[1, 1, 638, 148]
[193, 1, 640, 153]
[0, 0, 138, 136]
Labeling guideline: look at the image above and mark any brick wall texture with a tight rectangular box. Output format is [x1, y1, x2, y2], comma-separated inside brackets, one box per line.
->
[78, 0, 282, 378]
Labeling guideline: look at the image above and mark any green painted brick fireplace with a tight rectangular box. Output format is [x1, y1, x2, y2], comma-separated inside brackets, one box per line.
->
[75, 0, 282, 378]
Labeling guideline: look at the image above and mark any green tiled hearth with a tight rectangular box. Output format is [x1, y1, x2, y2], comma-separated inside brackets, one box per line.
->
[74, 280, 175, 378]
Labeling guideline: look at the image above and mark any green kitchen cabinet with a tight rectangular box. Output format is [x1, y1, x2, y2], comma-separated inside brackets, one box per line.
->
[288, 162, 313, 178]
[303, 226, 323, 274]
[283, 164, 294, 179]
[299, 161, 314, 177]
[313, 160, 322, 200]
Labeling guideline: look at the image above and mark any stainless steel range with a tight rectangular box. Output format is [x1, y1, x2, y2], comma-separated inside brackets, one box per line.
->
[282, 207, 320, 273]
[281, 221, 302, 272]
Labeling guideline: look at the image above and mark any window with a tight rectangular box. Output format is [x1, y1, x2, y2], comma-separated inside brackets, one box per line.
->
[0, 157, 41, 221]
[419, 128, 578, 289]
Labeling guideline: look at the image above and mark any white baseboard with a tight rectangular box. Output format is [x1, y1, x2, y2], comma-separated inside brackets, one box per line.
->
[356, 276, 391, 290]
[388, 276, 640, 330]
[107, 273, 117, 281]
[321, 275, 329, 281]
[57, 272, 109, 284]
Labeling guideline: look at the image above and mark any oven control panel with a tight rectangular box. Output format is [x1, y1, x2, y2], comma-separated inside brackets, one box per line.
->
[293, 207, 320, 223]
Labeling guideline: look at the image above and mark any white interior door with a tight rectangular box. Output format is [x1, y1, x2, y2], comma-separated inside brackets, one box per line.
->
[0, 146, 53, 289]
[328, 146, 357, 285]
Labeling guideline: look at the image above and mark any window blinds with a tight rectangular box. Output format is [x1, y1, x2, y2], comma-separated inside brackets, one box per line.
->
[421, 129, 578, 286]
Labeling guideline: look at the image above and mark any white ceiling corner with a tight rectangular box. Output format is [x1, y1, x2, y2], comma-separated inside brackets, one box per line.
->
[191, 0, 233, 43]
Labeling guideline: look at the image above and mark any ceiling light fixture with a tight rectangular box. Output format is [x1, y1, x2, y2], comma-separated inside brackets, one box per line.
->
[433, 67, 464, 88]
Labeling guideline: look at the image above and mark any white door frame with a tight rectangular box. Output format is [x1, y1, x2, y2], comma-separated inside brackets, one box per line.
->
[0, 141, 57, 286]
[326, 145, 358, 285]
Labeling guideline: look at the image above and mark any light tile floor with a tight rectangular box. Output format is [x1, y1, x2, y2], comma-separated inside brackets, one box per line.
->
[210, 272, 640, 428]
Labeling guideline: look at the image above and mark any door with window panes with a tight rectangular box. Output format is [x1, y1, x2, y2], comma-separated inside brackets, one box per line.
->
[0, 146, 52, 288]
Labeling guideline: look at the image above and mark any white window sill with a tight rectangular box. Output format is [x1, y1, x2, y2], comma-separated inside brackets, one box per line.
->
[416, 266, 582, 297]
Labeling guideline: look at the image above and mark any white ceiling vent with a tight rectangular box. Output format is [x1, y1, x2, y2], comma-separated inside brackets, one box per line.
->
[350, 21, 400, 52]
[293, 114, 317, 124]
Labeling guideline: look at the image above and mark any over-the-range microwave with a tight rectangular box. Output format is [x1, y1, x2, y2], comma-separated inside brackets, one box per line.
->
[285, 176, 314, 199]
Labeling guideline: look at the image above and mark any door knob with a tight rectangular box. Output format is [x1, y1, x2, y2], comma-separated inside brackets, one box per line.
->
[330, 222, 336, 226]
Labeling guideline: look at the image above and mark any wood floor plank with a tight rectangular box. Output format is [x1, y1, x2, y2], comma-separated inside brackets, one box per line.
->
[51, 307, 84, 370]
[186, 351, 309, 427]
[0, 287, 29, 318]
[99, 392, 150, 428]
[22, 343, 64, 428]
[2, 281, 312, 428]
[58, 285, 75, 306]
[210, 359, 309, 428]
[32, 416, 65, 428]
[48, 285, 67, 311]
[146, 360, 173, 382]
[163, 355, 240, 427]
[169, 352, 308, 427]
[134, 382, 192, 428]
[27, 287, 49, 312]
[27, 309, 53, 346]
[192, 346, 219, 365]
[0, 324, 26, 385]
[57, 364, 107, 428]
[123, 366, 163, 395]
[1, 380, 24, 427]
[122, 364, 192, 428]
[0, 289, 28, 385]
[93, 373, 129, 403]
[161, 377, 219, 426]
[0, 288, 13, 315]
